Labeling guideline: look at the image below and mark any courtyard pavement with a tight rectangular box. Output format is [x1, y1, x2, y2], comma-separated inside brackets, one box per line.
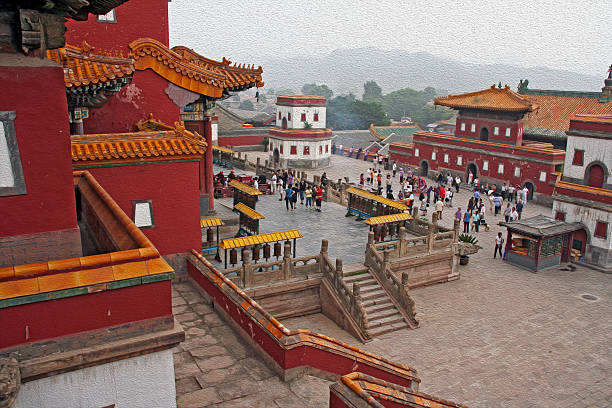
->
[186, 153, 612, 407]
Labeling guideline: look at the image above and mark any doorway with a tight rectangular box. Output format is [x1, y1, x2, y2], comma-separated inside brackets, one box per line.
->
[282, 117, 287, 129]
[586, 163, 605, 188]
[523, 181, 535, 200]
[273, 148, 280, 164]
[420, 160, 429, 177]
[479, 126, 489, 141]
[466, 163, 477, 179]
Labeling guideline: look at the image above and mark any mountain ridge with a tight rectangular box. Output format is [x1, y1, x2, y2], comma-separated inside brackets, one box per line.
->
[246, 48, 604, 96]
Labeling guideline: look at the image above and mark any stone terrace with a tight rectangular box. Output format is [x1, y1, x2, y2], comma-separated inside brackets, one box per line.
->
[172, 282, 332, 408]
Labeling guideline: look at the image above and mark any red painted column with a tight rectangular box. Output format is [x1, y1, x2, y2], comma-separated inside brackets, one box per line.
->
[203, 106, 215, 212]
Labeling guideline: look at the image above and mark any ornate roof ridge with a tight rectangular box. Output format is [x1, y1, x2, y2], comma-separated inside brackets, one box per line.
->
[171, 46, 263, 75]
[435, 85, 537, 112]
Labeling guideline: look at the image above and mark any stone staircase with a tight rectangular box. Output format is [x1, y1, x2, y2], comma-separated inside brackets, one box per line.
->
[342, 263, 410, 338]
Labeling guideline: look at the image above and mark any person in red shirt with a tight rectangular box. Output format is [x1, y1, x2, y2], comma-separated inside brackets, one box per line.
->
[440, 186, 446, 201]
[315, 185, 323, 212]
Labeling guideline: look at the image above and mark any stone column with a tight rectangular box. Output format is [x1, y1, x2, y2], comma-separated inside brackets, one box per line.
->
[399, 226, 406, 257]
[283, 241, 292, 280]
[428, 221, 435, 254]
[241, 249, 251, 287]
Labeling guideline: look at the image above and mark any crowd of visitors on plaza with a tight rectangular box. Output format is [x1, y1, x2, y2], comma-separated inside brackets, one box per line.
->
[271, 170, 326, 213]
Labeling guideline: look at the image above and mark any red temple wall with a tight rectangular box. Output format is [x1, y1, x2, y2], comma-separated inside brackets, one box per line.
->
[0, 65, 78, 237]
[65, 0, 178, 134]
[569, 120, 612, 133]
[80, 160, 201, 255]
[218, 134, 267, 146]
[390, 142, 558, 195]
[65, 0, 169, 54]
[455, 117, 523, 145]
[80, 70, 180, 134]
[0, 280, 172, 350]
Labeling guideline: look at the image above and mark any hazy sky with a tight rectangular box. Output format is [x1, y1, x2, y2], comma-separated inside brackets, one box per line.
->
[169, 0, 611, 76]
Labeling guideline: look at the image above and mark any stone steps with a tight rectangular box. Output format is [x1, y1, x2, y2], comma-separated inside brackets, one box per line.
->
[342, 263, 410, 338]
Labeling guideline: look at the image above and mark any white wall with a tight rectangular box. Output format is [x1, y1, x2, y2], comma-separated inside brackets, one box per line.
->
[564, 135, 612, 183]
[268, 137, 331, 160]
[212, 123, 218, 143]
[14, 349, 177, 408]
[276, 105, 327, 129]
[553, 200, 612, 251]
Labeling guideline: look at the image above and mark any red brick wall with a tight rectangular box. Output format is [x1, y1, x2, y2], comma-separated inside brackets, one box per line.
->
[65, 0, 169, 54]
[218, 134, 266, 146]
[455, 116, 523, 145]
[0, 65, 78, 238]
[0, 280, 172, 349]
[79, 161, 201, 256]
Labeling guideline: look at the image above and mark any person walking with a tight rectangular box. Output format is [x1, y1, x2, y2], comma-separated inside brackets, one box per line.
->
[377, 172, 382, 190]
[359, 173, 365, 186]
[299, 180, 306, 204]
[494, 232, 504, 259]
[292, 183, 299, 210]
[494, 195, 502, 215]
[504, 203, 511, 222]
[271, 171, 277, 194]
[435, 199, 444, 220]
[463, 210, 471, 233]
[455, 175, 461, 193]
[278, 174, 284, 201]
[285, 184, 294, 211]
[392, 162, 397, 177]
[305, 186, 313, 208]
[510, 206, 518, 221]
[455, 207, 462, 223]
[315, 185, 323, 212]
[363, 149, 369, 161]
[446, 189, 454, 207]
[399, 168, 404, 183]
[472, 211, 480, 232]
[516, 199, 524, 220]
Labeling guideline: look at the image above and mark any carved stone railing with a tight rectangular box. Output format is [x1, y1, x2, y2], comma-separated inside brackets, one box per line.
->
[372, 225, 456, 260]
[365, 234, 419, 328]
[319, 240, 369, 338]
[221, 241, 320, 288]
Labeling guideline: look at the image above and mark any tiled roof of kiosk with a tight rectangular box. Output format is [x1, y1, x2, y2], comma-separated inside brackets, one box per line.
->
[435, 85, 537, 112]
[71, 121, 206, 164]
[47, 41, 134, 88]
[234, 203, 265, 220]
[228, 179, 263, 196]
[521, 94, 612, 132]
[219, 230, 302, 250]
[128, 38, 263, 99]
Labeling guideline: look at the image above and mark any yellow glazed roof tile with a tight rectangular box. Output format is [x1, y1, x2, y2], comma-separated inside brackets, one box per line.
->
[229, 179, 263, 196]
[365, 213, 413, 225]
[219, 229, 302, 250]
[234, 203, 265, 220]
[346, 187, 408, 210]
[200, 217, 225, 228]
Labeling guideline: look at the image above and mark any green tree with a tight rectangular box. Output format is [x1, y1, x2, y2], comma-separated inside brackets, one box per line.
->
[351, 100, 390, 128]
[362, 80, 383, 103]
[421, 86, 437, 102]
[301, 83, 333, 99]
[239, 99, 254, 111]
[382, 87, 425, 120]
[327, 94, 359, 130]
[410, 105, 454, 127]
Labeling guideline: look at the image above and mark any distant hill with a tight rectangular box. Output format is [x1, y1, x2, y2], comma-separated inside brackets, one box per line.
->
[254, 47, 604, 95]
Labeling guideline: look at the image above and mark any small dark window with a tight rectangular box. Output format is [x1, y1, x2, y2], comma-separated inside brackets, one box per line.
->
[280, 145, 283, 154]
[595, 221, 608, 239]
[325, 144, 328, 153]
[278, 112, 281, 119]
[301, 113, 306, 122]
[303, 146, 310, 155]
[288, 112, 291, 121]
[319, 145, 323, 154]
[314, 113, 319, 121]
[555, 211, 565, 221]
[269, 142, 273, 150]
[290, 145, 297, 155]
[572, 150, 584, 166]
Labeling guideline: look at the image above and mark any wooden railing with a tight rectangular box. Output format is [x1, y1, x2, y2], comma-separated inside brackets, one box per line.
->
[365, 235, 419, 328]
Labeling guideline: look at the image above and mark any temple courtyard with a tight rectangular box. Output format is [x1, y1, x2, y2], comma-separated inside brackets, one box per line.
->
[174, 154, 612, 407]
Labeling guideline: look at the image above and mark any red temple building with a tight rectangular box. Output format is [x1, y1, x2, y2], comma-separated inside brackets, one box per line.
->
[390, 85, 566, 203]
[0, 1, 183, 406]
[552, 114, 612, 272]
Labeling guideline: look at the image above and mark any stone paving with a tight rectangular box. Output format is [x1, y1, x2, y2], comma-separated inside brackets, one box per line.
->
[172, 282, 332, 407]
[191, 153, 612, 407]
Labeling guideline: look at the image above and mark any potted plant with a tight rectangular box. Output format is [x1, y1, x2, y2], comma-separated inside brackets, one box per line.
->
[457, 233, 478, 265]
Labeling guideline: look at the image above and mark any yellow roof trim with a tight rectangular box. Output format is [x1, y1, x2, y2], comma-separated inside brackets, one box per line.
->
[219, 229, 303, 250]
[234, 203, 265, 220]
[200, 217, 224, 228]
[229, 179, 263, 196]
[346, 187, 408, 210]
[213, 144, 234, 154]
[365, 213, 413, 225]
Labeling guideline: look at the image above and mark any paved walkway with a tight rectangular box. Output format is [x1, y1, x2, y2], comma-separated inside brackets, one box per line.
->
[195, 153, 612, 407]
[172, 282, 331, 407]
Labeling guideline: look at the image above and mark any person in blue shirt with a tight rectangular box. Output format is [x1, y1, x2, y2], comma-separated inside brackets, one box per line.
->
[285, 185, 294, 211]
[463, 210, 471, 233]
[493, 195, 502, 215]
[472, 211, 480, 232]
